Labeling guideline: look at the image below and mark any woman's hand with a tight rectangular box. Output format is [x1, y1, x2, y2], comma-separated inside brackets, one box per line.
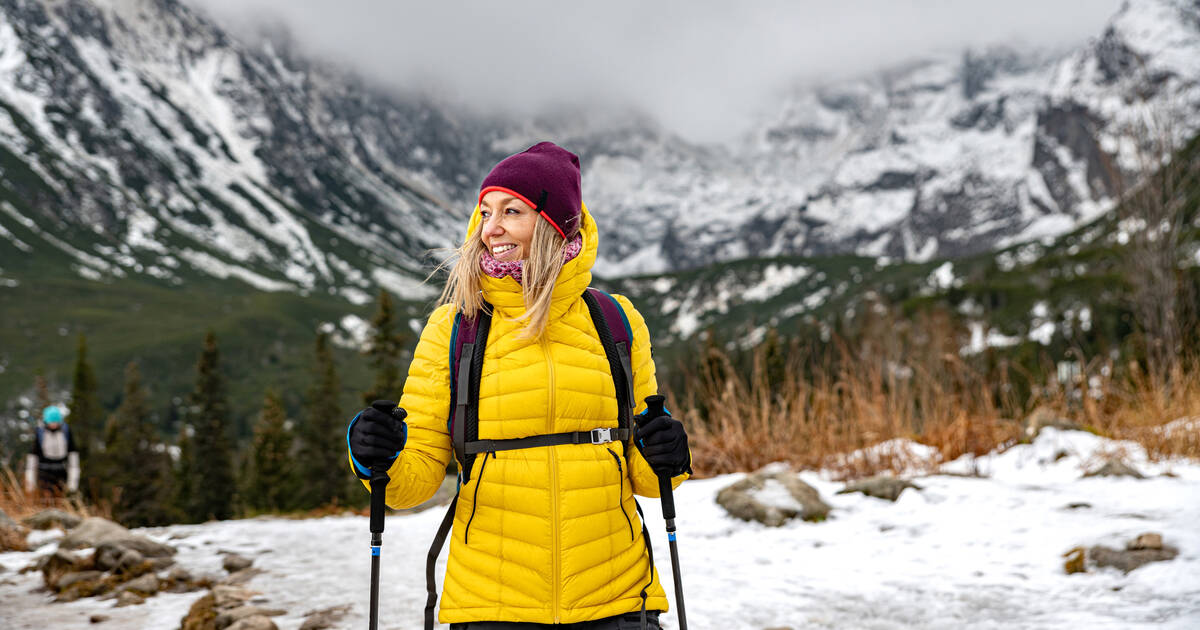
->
[635, 414, 691, 477]
[348, 400, 408, 478]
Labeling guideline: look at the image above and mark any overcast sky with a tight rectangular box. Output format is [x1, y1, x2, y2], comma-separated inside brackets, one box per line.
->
[188, 0, 1124, 144]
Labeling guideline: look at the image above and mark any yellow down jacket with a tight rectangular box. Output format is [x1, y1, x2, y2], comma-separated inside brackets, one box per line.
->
[368, 203, 686, 625]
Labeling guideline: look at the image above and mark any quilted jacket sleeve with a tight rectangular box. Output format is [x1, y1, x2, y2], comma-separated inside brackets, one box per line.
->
[354, 303, 456, 508]
[613, 294, 690, 497]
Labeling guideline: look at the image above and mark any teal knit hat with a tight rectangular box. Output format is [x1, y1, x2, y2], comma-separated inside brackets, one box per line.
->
[42, 406, 63, 424]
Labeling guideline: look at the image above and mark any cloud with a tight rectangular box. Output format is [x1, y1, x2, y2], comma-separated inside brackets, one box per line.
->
[187, 0, 1123, 143]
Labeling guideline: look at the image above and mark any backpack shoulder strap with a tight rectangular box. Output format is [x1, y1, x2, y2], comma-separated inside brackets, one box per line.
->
[448, 304, 492, 484]
[583, 288, 636, 425]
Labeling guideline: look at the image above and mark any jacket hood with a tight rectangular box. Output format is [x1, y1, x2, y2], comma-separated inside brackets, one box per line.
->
[463, 202, 598, 318]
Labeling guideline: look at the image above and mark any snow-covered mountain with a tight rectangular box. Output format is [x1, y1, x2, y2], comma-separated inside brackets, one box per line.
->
[0, 0, 1198, 295]
[586, 0, 1200, 274]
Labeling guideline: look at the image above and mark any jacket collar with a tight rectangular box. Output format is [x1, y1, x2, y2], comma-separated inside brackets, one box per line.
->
[465, 203, 598, 319]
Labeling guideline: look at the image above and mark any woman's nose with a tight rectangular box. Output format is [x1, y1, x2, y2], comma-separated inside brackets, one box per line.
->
[483, 214, 503, 236]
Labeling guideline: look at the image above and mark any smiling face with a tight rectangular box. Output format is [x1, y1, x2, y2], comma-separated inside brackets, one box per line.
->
[479, 190, 540, 262]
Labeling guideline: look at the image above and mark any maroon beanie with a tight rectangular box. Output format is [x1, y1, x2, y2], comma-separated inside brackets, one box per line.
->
[479, 142, 582, 240]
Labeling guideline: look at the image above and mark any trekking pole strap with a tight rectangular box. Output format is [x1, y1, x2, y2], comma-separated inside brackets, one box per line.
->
[464, 428, 631, 455]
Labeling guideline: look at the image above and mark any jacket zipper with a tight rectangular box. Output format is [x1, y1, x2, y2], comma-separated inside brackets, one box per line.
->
[542, 337, 561, 623]
[607, 448, 635, 541]
[463, 451, 494, 545]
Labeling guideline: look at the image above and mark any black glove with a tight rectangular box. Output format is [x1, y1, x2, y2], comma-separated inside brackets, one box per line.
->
[635, 414, 691, 477]
[348, 400, 407, 479]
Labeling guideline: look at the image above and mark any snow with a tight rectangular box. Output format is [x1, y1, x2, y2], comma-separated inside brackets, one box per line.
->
[370, 268, 438, 301]
[742, 264, 811, 302]
[177, 249, 296, 292]
[3, 428, 1197, 629]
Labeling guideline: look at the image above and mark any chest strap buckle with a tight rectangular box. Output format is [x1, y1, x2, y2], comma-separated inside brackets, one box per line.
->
[590, 427, 618, 445]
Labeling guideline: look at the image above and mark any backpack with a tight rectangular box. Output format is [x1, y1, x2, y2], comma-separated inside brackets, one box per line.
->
[423, 287, 646, 628]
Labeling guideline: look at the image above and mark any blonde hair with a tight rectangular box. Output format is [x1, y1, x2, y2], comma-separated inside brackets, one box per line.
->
[437, 215, 570, 340]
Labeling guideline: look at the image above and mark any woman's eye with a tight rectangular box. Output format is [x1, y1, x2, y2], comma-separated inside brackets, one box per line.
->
[505, 207, 519, 214]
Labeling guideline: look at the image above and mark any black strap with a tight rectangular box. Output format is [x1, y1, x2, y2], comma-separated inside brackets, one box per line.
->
[582, 290, 634, 431]
[425, 493, 460, 630]
[464, 428, 632, 455]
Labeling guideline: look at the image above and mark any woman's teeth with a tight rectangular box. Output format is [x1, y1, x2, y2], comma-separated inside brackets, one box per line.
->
[494, 244, 516, 255]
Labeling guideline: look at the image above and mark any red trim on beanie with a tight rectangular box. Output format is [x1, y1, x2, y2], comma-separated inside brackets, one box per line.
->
[538, 210, 568, 239]
[478, 186, 539, 210]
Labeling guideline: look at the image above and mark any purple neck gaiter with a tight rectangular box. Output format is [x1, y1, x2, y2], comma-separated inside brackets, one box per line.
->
[480, 234, 583, 284]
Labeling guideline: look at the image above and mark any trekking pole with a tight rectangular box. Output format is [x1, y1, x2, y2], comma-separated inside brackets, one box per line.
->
[640, 395, 688, 630]
[368, 407, 407, 630]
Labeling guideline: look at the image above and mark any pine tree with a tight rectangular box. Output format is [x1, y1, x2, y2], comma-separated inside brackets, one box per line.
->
[244, 390, 295, 513]
[186, 331, 236, 522]
[100, 363, 175, 527]
[69, 334, 102, 465]
[173, 425, 195, 520]
[362, 290, 407, 404]
[297, 331, 350, 509]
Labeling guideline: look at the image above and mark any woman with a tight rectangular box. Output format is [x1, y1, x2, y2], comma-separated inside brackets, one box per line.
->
[347, 142, 692, 629]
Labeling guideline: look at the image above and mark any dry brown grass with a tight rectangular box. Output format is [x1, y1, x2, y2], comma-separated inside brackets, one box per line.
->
[682, 340, 1200, 479]
[0, 465, 111, 523]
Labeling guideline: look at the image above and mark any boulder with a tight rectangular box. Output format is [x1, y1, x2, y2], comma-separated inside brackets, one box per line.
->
[167, 566, 195, 583]
[115, 591, 145, 607]
[212, 585, 260, 608]
[122, 573, 160, 596]
[60, 517, 175, 557]
[837, 476, 922, 502]
[716, 468, 831, 526]
[57, 570, 111, 602]
[90, 614, 111, 623]
[299, 605, 351, 630]
[215, 605, 286, 630]
[116, 548, 147, 574]
[23, 509, 82, 530]
[57, 570, 105, 590]
[1083, 459, 1145, 479]
[227, 617, 278, 630]
[1089, 544, 1178, 572]
[220, 568, 265, 586]
[222, 554, 253, 573]
[39, 549, 89, 588]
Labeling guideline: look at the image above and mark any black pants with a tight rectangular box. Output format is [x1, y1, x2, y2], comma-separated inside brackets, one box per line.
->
[450, 611, 660, 629]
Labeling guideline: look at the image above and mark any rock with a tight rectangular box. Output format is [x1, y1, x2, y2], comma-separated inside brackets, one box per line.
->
[94, 542, 123, 571]
[122, 573, 159, 595]
[1063, 546, 1086, 574]
[716, 467, 831, 526]
[1089, 544, 1178, 572]
[837, 476, 922, 502]
[117, 548, 147, 574]
[150, 556, 176, 571]
[39, 550, 89, 588]
[1064, 502, 1092, 510]
[1128, 532, 1163, 550]
[222, 554, 253, 573]
[90, 614, 110, 623]
[299, 605, 351, 630]
[1024, 406, 1082, 438]
[115, 591, 145, 607]
[227, 617, 278, 630]
[57, 570, 105, 590]
[22, 509, 82, 530]
[216, 605, 286, 630]
[220, 567, 265, 586]
[212, 585, 260, 608]
[1083, 459, 1145, 479]
[60, 517, 175, 557]
[168, 566, 195, 583]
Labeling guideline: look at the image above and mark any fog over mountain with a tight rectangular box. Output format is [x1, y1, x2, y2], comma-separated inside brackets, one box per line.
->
[187, 0, 1124, 144]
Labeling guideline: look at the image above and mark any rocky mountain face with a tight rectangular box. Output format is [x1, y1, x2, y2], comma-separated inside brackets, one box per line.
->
[0, 0, 1197, 295]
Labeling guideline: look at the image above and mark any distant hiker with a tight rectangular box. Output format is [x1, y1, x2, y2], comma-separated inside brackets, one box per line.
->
[24, 405, 81, 497]
[347, 142, 692, 629]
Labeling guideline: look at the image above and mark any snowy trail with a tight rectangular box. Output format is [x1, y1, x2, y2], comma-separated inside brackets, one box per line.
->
[2, 428, 1199, 629]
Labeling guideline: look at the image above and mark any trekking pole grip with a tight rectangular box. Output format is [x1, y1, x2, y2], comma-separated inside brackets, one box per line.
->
[640, 395, 676, 519]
